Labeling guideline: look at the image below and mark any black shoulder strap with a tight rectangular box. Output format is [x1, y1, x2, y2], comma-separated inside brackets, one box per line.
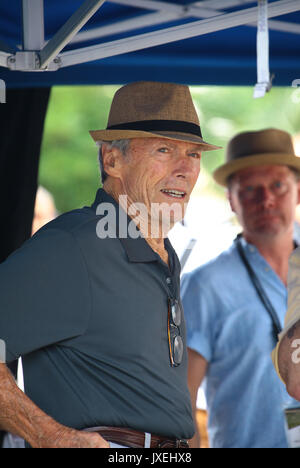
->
[234, 235, 282, 341]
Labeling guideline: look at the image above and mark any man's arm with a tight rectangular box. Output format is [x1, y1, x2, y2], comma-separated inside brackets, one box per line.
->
[187, 348, 208, 448]
[0, 364, 109, 448]
[277, 321, 300, 401]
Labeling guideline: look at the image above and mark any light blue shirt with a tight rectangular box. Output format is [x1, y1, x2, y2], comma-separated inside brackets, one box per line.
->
[181, 238, 299, 448]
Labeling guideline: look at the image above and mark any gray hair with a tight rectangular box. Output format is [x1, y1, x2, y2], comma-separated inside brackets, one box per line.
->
[96, 139, 131, 184]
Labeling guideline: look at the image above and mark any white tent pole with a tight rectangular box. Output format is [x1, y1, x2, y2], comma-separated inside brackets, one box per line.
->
[109, 0, 182, 11]
[267, 19, 300, 33]
[71, 12, 185, 44]
[189, 0, 300, 32]
[22, 0, 45, 50]
[71, 0, 219, 44]
[72, 0, 300, 45]
[60, 0, 300, 68]
[193, 0, 254, 8]
[109, 0, 253, 11]
[39, 0, 106, 69]
[109, 0, 223, 16]
[254, 0, 271, 98]
[71, 2, 212, 45]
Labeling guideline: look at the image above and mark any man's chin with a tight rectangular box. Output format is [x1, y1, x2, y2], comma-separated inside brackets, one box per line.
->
[251, 224, 283, 238]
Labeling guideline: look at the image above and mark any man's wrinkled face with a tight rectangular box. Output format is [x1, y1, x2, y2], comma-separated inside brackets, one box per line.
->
[117, 137, 202, 228]
[228, 165, 300, 241]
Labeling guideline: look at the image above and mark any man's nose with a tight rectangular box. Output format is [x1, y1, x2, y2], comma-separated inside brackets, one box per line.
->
[174, 155, 197, 178]
[257, 186, 275, 205]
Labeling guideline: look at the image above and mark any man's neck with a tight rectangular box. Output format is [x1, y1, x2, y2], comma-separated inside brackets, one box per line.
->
[103, 184, 170, 266]
[243, 232, 294, 286]
[145, 237, 169, 266]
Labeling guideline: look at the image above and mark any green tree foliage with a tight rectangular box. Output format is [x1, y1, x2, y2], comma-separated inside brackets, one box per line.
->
[39, 85, 119, 213]
[39, 85, 300, 213]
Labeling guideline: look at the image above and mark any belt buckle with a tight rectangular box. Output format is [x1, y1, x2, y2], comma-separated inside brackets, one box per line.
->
[176, 439, 189, 448]
[158, 439, 176, 448]
[158, 439, 189, 449]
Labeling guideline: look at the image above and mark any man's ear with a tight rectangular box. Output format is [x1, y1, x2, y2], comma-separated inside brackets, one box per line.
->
[227, 188, 236, 214]
[101, 144, 125, 179]
[297, 180, 300, 205]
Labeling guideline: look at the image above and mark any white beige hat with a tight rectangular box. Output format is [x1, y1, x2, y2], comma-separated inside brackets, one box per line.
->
[90, 81, 220, 151]
[214, 128, 300, 186]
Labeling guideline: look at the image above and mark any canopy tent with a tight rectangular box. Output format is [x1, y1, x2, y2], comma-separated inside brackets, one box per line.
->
[0, 0, 300, 444]
[0, 0, 300, 88]
[0, 0, 299, 262]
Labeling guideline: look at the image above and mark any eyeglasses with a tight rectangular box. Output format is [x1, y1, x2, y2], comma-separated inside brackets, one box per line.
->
[168, 298, 183, 367]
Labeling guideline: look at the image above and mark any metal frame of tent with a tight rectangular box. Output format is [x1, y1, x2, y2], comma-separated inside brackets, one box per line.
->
[0, 0, 299, 74]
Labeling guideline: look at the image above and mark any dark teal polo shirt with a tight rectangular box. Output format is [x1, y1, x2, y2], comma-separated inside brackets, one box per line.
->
[0, 189, 194, 439]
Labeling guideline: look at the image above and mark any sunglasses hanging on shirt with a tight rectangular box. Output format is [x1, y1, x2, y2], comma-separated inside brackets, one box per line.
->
[167, 298, 184, 367]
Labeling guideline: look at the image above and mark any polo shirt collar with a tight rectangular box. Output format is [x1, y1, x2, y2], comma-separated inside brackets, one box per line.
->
[91, 188, 163, 263]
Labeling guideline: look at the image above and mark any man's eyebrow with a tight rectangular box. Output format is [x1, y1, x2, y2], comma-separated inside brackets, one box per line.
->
[184, 145, 202, 152]
[153, 141, 202, 151]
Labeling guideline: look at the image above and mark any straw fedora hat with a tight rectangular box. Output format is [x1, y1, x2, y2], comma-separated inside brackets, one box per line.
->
[90, 81, 220, 151]
[213, 128, 300, 187]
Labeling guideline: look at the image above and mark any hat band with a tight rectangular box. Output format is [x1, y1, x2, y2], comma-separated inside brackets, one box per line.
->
[107, 120, 203, 138]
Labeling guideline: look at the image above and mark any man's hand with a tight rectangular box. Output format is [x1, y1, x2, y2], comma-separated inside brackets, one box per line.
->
[0, 363, 110, 448]
[37, 426, 110, 448]
[278, 321, 300, 401]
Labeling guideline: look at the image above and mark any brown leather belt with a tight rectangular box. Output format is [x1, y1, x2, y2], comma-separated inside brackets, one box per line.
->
[85, 426, 189, 448]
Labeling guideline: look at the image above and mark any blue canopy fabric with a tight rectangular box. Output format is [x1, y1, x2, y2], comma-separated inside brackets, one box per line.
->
[0, 0, 299, 88]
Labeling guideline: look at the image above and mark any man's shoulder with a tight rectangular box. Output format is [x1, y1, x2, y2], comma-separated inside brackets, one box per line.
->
[14, 207, 97, 260]
[36, 204, 101, 240]
[33, 203, 121, 258]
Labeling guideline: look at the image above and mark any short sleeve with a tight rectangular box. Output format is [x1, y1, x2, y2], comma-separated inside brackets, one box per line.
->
[0, 228, 91, 362]
[181, 271, 217, 362]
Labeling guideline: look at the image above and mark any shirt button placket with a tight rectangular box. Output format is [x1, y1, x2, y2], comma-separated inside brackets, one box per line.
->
[166, 276, 176, 299]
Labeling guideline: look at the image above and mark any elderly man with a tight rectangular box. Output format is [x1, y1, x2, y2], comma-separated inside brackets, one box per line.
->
[0, 81, 219, 448]
[182, 128, 300, 448]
